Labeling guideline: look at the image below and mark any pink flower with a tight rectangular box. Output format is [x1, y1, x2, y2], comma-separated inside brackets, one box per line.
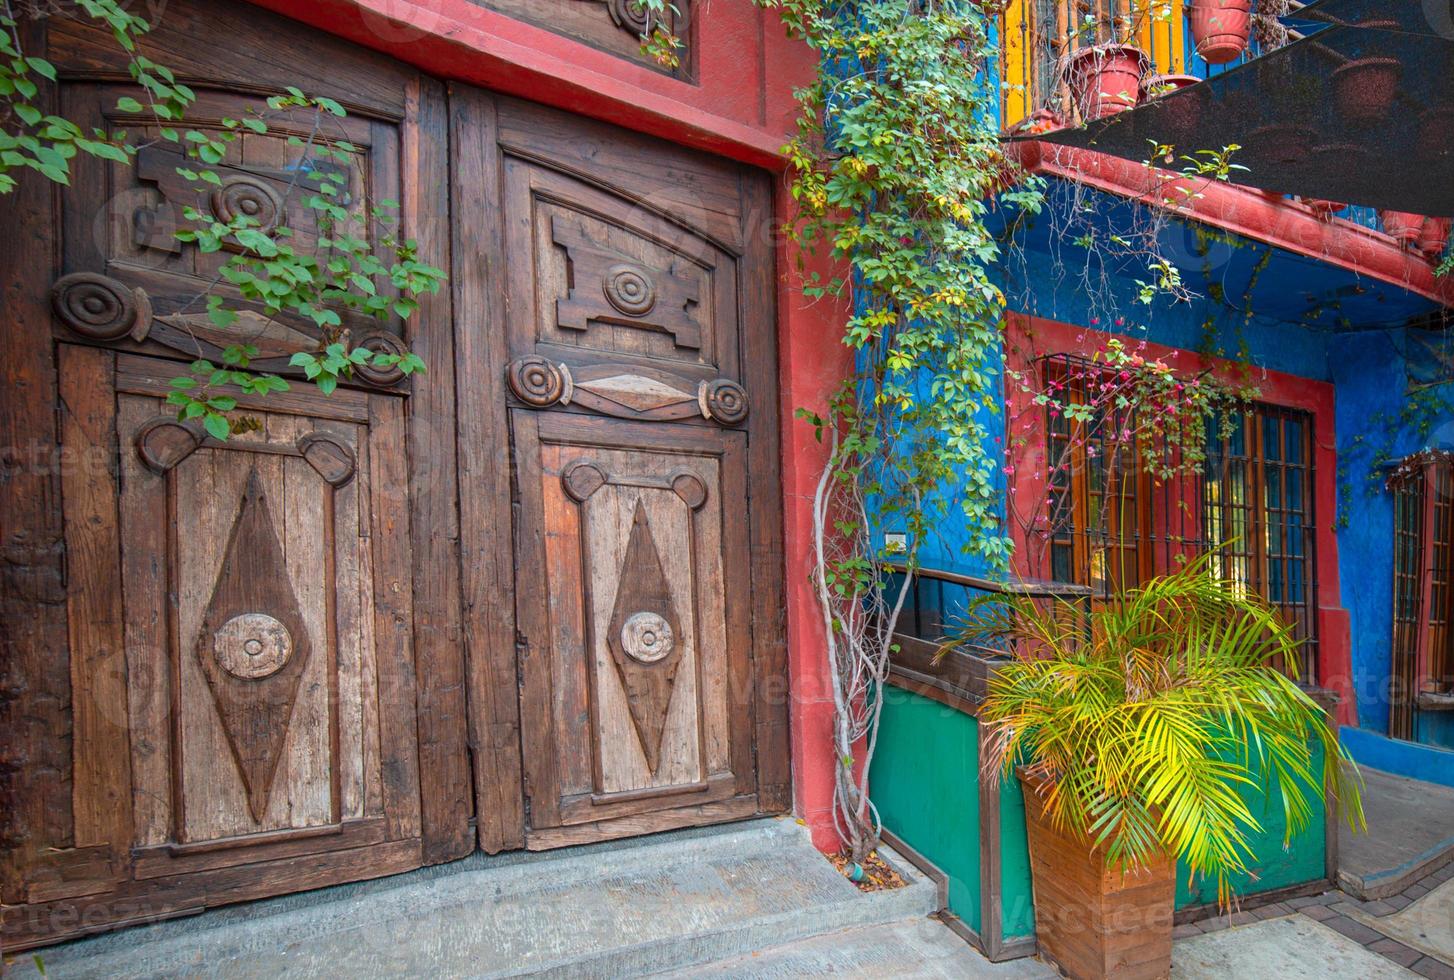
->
[1091, 317, 1101, 325]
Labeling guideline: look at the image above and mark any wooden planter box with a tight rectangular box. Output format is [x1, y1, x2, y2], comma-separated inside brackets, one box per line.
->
[1020, 774, 1175, 980]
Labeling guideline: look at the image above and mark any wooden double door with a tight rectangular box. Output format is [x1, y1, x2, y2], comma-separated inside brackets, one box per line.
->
[0, 1, 786, 950]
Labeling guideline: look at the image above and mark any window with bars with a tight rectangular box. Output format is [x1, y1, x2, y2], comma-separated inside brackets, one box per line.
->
[1042, 367, 1321, 683]
[1204, 405, 1320, 682]
[1045, 362, 1153, 598]
[1387, 454, 1454, 741]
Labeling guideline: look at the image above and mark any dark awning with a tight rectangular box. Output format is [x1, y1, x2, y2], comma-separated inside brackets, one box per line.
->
[1014, 0, 1454, 216]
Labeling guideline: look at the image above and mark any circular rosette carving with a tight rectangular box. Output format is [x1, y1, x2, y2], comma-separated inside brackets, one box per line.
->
[506, 356, 572, 408]
[213, 612, 293, 680]
[607, 0, 652, 34]
[211, 176, 284, 233]
[352, 331, 408, 387]
[603, 264, 656, 317]
[620, 611, 675, 664]
[698, 379, 750, 426]
[51, 272, 140, 341]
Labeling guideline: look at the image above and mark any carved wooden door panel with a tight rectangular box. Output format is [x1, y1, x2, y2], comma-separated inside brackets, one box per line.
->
[76, 348, 421, 868]
[451, 93, 789, 848]
[1, 0, 468, 950]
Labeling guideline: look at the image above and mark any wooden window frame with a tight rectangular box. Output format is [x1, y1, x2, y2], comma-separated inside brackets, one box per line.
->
[1388, 453, 1454, 741]
[1043, 374, 1321, 681]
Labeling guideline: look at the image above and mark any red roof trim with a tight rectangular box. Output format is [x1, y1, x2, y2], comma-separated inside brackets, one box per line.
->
[1012, 140, 1454, 309]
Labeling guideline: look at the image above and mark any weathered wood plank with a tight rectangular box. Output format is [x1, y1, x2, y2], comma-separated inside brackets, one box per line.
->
[403, 74, 474, 866]
[0, 13, 74, 907]
[739, 170, 790, 814]
[367, 394, 423, 841]
[449, 84, 527, 853]
[57, 345, 134, 859]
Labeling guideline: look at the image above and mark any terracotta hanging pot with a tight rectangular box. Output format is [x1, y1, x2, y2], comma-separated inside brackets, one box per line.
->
[1332, 56, 1403, 127]
[1418, 218, 1452, 260]
[1139, 73, 1200, 101]
[1189, 0, 1252, 65]
[1380, 210, 1426, 247]
[1067, 44, 1150, 121]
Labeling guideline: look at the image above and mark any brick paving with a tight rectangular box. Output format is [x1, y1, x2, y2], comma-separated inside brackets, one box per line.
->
[1178, 862, 1454, 974]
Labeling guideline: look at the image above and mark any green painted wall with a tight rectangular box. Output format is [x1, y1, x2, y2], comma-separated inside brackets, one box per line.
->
[875, 688, 1329, 940]
[874, 685, 983, 932]
[995, 766, 1036, 941]
[1173, 739, 1328, 909]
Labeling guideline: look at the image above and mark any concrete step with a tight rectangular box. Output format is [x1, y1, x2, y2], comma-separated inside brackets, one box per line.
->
[13, 818, 941, 979]
[1338, 767, 1454, 900]
[658, 917, 1056, 979]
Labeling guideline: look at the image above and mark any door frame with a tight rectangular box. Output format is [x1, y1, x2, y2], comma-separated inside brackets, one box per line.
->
[448, 85, 791, 854]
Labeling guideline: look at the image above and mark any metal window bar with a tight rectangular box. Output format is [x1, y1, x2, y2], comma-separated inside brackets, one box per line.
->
[1042, 354, 1157, 601]
[1202, 403, 1322, 683]
[1389, 473, 1424, 740]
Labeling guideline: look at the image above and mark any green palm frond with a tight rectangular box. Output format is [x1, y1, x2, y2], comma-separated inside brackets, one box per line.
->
[955, 553, 1365, 906]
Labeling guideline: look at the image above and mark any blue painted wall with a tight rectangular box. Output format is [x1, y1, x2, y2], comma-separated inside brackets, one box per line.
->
[889, 191, 1454, 760]
[1342, 726, 1454, 789]
[1329, 329, 1454, 751]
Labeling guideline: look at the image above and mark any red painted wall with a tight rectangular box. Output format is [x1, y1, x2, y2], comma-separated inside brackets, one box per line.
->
[1004, 313, 1356, 726]
[248, 0, 849, 850]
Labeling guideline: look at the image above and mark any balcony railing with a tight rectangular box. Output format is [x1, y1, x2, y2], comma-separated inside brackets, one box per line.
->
[884, 562, 1092, 707]
[999, 0, 1259, 131]
[998, 3, 1453, 260]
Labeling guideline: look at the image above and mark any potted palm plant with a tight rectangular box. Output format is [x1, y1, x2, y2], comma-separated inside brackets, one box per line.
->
[950, 558, 1363, 980]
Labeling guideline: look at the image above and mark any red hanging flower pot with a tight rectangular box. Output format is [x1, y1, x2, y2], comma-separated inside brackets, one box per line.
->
[1418, 218, 1452, 260]
[1189, 0, 1252, 65]
[1332, 57, 1403, 127]
[1380, 210, 1426, 247]
[1067, 44, 1150, 121]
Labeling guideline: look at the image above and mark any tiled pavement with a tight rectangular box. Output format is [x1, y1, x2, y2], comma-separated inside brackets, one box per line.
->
[1173, 861, 1454, 979]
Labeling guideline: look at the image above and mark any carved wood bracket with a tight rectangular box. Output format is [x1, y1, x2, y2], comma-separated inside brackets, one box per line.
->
[550, 216, 703, 349]
[507, 355, 748, 426]
[50, 271, 405, 392]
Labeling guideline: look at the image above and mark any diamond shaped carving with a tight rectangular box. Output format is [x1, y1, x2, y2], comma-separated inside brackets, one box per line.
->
[606, 499, 683, 774]
[194, 469, 311, 823]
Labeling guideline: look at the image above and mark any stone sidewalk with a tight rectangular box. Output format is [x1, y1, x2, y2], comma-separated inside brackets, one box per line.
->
[1174, 861, 1454, 979]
